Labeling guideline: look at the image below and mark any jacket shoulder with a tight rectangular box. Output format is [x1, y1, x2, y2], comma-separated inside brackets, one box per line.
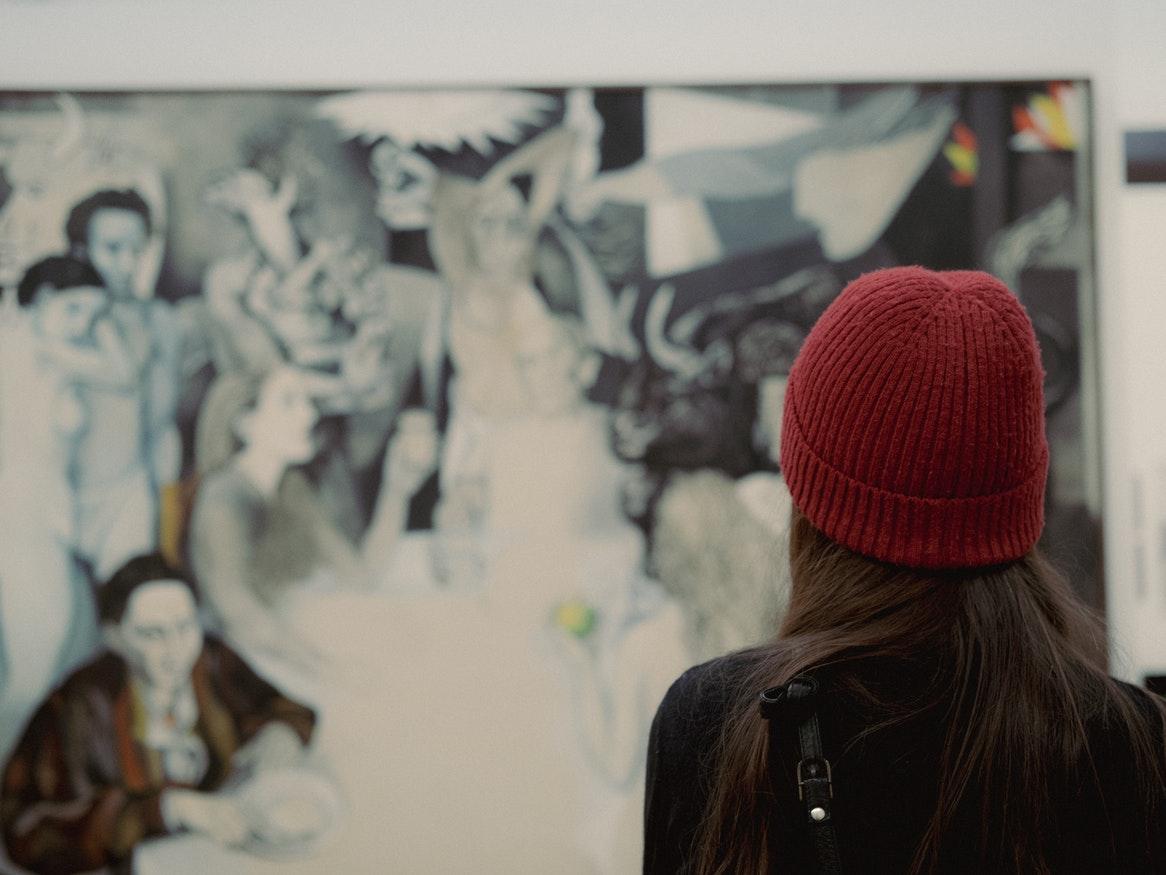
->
[54, 650, 128, 701]
[651, 650, 765, 775]
[658, 652, 759, 718]
[1112, 678, 1166, 713]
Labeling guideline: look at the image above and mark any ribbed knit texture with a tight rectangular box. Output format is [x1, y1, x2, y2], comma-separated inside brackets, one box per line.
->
[779, 266, 1048, 569]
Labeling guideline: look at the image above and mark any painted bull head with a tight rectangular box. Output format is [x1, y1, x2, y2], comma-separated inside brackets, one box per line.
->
[608, 272, 813, 477]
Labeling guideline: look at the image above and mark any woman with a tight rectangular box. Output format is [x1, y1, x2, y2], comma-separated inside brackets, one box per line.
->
[644, 267, 1166, 874]
[188, 367, 436, 672]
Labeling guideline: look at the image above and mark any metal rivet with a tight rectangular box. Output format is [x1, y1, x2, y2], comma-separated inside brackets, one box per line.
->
[810, 806, 828, 822]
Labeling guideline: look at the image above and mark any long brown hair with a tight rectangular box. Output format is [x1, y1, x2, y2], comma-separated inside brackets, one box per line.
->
[694, 508, 1166, 874]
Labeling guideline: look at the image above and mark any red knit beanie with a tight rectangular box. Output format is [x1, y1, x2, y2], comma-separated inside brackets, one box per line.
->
[779, 266, 1048, 569]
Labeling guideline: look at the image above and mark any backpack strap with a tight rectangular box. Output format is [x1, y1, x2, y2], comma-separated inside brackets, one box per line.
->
[759, 674, 843, 874]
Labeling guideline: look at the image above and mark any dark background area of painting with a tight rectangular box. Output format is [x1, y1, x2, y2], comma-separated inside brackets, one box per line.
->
[1124, 129, 1166, 183]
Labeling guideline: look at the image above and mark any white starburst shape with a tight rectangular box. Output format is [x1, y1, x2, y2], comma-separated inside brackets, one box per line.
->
[316, 90, 558, 155]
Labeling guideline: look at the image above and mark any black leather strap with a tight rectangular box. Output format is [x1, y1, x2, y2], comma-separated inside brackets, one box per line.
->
[759, 675, 843, 874]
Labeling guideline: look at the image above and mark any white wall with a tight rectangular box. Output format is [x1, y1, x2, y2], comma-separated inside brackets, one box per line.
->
[2, 0, 1165, 679]
[1106, 1, 1166, 680]
[0, 0, 1124, 89]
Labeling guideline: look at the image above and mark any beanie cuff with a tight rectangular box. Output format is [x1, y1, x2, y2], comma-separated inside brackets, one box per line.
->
[781, 394, 1047, 569]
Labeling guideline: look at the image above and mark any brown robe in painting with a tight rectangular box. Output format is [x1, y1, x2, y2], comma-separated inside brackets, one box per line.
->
[1, 637, 315, 874]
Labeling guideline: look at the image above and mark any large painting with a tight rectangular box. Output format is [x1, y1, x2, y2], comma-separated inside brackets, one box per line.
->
[0, 82, 1095, 873]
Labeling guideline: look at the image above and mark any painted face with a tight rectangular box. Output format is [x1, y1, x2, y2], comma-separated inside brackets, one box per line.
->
[469, 185, 530, 279]
[85, 208, 148, 299]
[241, 369, 319, 464]
[370, 140, 435, 231]
[113, 581, 203, 692]
[34, 284, 107, 341]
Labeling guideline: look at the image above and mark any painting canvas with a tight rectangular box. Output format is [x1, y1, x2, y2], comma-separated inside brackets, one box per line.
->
[0, 81, 1095, 873]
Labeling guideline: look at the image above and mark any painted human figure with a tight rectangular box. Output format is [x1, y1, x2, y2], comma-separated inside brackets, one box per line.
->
[202, 168, 433, 395]
[546, 548, 688, 870]
[202, 171, 357, 375]
[0, 555, 317, 874]
[201, 168, 444, 494]
[187, 368, 437, 670]
[429, 125, 578, 418]
[429, 126, 593, 571]
[369, 139, 438, 232]
[0, 256, 139, 762]
[64, 189, 182, 580]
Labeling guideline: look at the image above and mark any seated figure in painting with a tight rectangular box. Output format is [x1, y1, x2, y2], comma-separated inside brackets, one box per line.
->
[187, 367, 437, 668]
[0, 554, 317, 875]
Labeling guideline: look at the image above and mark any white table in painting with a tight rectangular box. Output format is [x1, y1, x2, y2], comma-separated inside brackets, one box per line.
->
[135, 525, 688, 875]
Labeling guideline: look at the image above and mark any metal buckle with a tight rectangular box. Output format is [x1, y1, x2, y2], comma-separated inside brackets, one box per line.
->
[758, 686, 785, 720]
[796, 757, 833, 800]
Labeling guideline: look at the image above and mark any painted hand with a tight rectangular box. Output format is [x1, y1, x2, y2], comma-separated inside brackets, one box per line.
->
[383, 409, 438, 498]
[164, 789, 251, 846]
[232, 722, 306, 777]
[205, 169, 298, 221]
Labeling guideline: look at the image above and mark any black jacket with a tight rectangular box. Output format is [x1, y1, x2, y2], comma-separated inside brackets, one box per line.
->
[644, 653, 1166, 874]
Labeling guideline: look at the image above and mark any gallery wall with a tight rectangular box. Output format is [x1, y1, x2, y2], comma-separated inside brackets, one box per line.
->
[1, 0, 1164, 676]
